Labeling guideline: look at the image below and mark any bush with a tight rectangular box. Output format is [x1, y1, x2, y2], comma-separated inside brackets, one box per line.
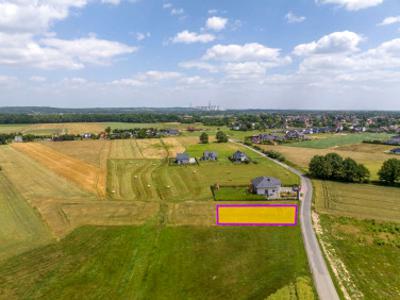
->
[264, 150, 286, 162]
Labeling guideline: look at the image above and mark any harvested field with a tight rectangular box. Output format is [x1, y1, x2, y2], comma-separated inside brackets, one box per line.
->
[109, 139, 143, 159]
[161, 136, 198, 157]
[314, 180, 400, 222]
[0, 172, 53, 262]
[166, 202, 215, 226]
[0, 146, 92, 201]
[43, 140, 112, 168]
[12, 143, 105, 197]
[136, 139, 167, 159]
[25, 123, 107, 135]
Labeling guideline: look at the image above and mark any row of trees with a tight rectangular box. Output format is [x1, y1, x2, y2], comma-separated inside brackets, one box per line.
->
[310, 153, 400, 184]
[199, 131, 229, 144]
[309, 153, 370, 183]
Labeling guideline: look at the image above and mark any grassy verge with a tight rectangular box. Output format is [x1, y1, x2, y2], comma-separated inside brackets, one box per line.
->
[319, 215, 400, 299]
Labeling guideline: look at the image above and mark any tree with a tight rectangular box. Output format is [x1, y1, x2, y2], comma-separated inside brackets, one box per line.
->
[199, 132, 209, 144]
[105, 126, 111, 135]
[216, 131, 228, 143]
[342, 158, 369, 182]
[309, 155, 333, 179]
[378, 158, 400, 184]
[325, 153, 344, 180]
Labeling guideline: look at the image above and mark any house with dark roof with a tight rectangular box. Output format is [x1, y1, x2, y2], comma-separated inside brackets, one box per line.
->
[175, 153, 195, 165]
[201, 151, 218, 161]
[231, 150, 248, 162]
[251, 134, 281, 144]
[391, 148, 400, 154]
[251, 176, 281, 198]
[386, 136, 400, 146]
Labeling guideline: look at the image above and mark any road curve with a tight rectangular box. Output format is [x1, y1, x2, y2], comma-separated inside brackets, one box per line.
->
[233, 141, 340, 300]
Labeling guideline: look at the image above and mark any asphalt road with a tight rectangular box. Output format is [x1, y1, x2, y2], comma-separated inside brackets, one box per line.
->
[234, 141, 340, 300]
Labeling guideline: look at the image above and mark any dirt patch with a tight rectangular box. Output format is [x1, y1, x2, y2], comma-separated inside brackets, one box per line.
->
[12, 143, 105, 198]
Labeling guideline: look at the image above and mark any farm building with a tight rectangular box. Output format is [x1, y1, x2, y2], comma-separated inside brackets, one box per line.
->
[231, 151, 248, 162]
[175, 153, 196, 165]
[251, 176, 281, 198]
[391, 148, 400, 154]
[201, 151, 218, 161]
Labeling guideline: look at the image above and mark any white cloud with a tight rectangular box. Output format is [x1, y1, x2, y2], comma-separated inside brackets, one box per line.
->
[171, 8, 184, 15]
[136, 32, 150, 41]
[172, 30, 215, 44]
[179, 61, 218, 73]
[206, 16, 228, 31]
[0, 33, 136, 69]
[285, 12, 306, 23]
[30, 76, 47, 82]
[316, 0, 384, 11]
[138, 70, 181, 80]
[102, 0, 121, 4]
[203, 43, 282, 62]
[0, 1, 87, 34]
[163, 3, 172, 9]
[293, 31, 363, 56]
[377, 16, 400, 26]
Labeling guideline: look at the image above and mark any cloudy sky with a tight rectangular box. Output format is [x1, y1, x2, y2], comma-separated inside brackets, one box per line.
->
[0, 0, 400, 109]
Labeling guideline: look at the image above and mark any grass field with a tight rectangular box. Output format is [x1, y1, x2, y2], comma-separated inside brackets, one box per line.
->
[259, 143, 397, 179]
[0, 224, 314, 300]
[287, 133, 391, 149]
[318, 215, 400, 299]
[313, 180, 400, 223]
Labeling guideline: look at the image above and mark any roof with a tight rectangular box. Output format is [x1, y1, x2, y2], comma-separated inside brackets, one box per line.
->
[251, 176, 281, 189]
[233, 150, 246, 157]
[203, 151, 217, 157]
[391, 148, 400, 153]
[176, 153, 189, 161]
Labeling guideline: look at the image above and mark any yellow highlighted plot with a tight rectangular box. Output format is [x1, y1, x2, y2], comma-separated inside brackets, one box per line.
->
[217, 205, 297, 226]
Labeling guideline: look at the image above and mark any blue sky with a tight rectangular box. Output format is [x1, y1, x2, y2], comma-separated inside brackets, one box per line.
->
[0, 0, 400, 109]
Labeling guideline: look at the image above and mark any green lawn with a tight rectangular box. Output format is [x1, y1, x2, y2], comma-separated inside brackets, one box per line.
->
[0, 224, 314, 300]
[319, 215, 400, 299]
[213, 186, 266, 201]
[287, 133, 391, 149]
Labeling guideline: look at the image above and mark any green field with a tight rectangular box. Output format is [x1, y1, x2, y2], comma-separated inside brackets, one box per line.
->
[313, 180, 400, 223]
[319, 215, 400, 299]
[0, 224, 314, 300]
[287, 133, 391, 149]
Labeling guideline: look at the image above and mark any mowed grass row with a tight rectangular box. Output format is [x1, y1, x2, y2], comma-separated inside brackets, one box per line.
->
[0, 172, 53, 262]
[319, 215, 400, 299]
[313, 180, 400, 223]
[0, 224, 314, 300]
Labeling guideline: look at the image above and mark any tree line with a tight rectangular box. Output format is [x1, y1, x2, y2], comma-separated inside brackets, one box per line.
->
[309, 153, 400, 184]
